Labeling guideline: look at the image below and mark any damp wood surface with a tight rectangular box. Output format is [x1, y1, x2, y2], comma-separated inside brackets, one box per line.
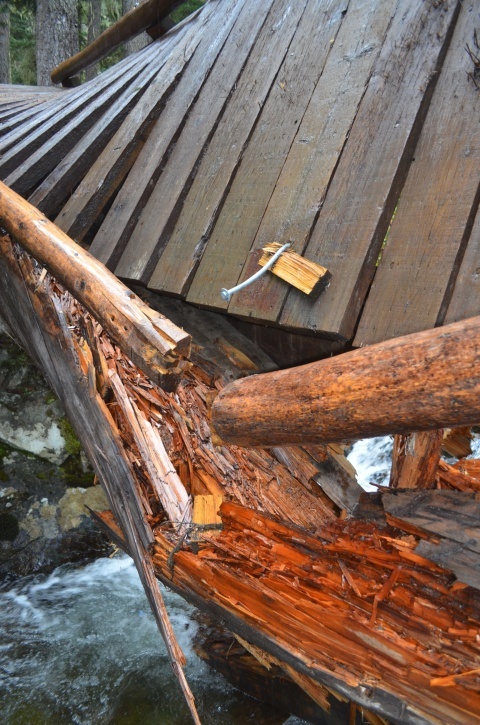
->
[354, 1, 480, 346]
[0, 0, 477, 349]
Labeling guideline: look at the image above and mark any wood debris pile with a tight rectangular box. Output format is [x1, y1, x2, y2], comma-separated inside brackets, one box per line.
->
[2, 236, 480, 723]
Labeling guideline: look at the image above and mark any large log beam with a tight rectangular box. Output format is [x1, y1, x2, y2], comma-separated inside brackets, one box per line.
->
[0, 181, 190, 390]
[212, 316, 480, 446]
[51, 0, 181, 85]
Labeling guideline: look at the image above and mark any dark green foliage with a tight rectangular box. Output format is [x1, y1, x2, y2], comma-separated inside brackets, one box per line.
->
[171, 1, 206, 24]
[9, 1, 36, 85]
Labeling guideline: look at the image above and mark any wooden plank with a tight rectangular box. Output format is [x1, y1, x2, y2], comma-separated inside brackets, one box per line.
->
[0, 51, 142, 153]
[29, 27, 189, 218]
[50, 0, 179, 84]
[88, 0, 245, 268]
[278, 0, 460, 338]
[226, 0, 396, 323]
[383, 490, 480, 555]
[211, 315, 480, 447]
[416, 539, 480, 590]
[149, 0, 344, 299]
[444, 201, 480, 324]
[389, 431, 443, 490]
[355, 1, 480, 346]
[3, 53, 163, 198]
[0, 54, 151, 188]
[55, 18, 204, 244]
[114, 0, 276, 283]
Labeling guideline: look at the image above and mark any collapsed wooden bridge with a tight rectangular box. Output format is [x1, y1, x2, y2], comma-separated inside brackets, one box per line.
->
[1, 1, 480, 723]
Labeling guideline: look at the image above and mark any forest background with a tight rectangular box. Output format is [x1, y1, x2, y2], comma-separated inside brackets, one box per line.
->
[0, 0, 204, 87]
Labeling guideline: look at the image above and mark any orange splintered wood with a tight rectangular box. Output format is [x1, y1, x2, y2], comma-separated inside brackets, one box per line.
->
[0, 182, 190, 389]
[259, 243, 331, 299]
[212, 315, 480, 447]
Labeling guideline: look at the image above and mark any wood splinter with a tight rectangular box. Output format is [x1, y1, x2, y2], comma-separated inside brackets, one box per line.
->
[259, 242, 331, 299]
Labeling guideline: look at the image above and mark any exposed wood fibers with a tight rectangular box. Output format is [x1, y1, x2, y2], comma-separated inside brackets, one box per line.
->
[3, 235, 480, 722]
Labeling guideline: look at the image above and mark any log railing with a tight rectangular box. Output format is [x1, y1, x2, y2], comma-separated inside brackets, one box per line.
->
[212, 316, 480, 446]
[51, 0, 183, 85]
[0, 181, 190, 390]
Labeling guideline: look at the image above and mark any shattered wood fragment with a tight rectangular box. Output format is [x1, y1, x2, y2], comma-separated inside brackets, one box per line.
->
[442, 426, 473, 458]
[0, 182, 191, 390]
[259, 242, 331, 298]
[0, 235, 201, 724]
[390, 430, 443, 489]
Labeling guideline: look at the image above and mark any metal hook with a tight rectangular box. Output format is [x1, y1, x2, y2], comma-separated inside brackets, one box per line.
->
[220, 242, 291, 302]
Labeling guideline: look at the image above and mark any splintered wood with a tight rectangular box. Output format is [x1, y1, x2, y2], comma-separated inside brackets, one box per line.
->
[153, 502, 480, 725]
[259, 242, 331, 298]
[3, 235, 480, 722]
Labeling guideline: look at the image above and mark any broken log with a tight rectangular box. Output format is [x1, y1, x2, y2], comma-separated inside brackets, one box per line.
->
[389, 430, 443, 489]
[212, 315, 480, 446]
[50, 0, 181, 85]
[0, 181, 190, 390]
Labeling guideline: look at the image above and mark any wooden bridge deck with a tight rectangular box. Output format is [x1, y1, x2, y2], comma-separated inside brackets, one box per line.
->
[0, 0, 479, 346]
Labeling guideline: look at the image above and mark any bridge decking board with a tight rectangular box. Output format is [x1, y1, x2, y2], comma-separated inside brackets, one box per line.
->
[150, 0, 333, 300]
[226, 0, 396, 324]
[89, 0, 242, 271]
[278, 0, 461, 339]
[354, 1, 480, 346]
[157, 0, 343, 305]
[0, 0, 475, 348]
[114, 0, 277, 284]
[444, 199, 480, 326]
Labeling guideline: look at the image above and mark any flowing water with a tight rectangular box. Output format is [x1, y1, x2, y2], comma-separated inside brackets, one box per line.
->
[2, 435, 477, 724]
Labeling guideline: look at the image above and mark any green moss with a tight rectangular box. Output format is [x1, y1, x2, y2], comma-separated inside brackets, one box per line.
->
[170, 1, 206, 23]
[60, 455, 95, 488]
[44, 392, 57, 405]
[58, 418, 82, 457]
[0, 470, 8, 482]
[0, 442, 13, 460]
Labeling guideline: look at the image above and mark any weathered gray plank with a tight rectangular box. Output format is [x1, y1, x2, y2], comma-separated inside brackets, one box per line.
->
[0, 51, 143, 152]
[149, 0, 346, 300]
[3, 50, 164, 197]
[89, 0, 245, 269]
[227, 0, 397, 322]
[183, 0, 317, 307]
[355, 1, 480, 346]
[114, 0, 275, 282]
[54, 19, 205, 244]
[29, 26, 189, 218]
[279, 0, 460, 338]
[444, 195, 480, 325]
[383, 489, 480, 554]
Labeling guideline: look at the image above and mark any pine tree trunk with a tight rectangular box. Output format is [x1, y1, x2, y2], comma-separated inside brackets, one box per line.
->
[122, 0, 150, 56]
[36, 0, 79, 86]
[85, 0, 101, 81]
[0, 3, 10, 84]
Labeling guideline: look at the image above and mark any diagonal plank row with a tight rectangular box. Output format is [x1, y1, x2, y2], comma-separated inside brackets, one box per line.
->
[1, 0, 478, 343]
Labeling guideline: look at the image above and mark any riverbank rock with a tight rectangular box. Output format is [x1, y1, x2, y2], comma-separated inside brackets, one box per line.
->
[0, 332, 114, 581]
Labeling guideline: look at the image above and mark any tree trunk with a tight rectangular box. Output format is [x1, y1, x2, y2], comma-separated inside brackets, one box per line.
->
[85, 0, 101, 81]
[212, 316, 480, 447]
[123, 0, 151, 56]
[36, 0, 79, 86]
[0, 2, 10, 84]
